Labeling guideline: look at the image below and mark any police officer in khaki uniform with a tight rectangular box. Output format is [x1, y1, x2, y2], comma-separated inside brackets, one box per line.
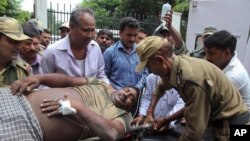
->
[135, 36, 249, 141]
[190, 26, 217, 58]
[0, 16, 32, 87]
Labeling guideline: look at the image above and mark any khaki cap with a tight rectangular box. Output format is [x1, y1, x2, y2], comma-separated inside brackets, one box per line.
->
[136, 36, 166, 72]
[203, 26, 217, 36]
[0, 16, 30, 41]
[59, 22, 69, 30]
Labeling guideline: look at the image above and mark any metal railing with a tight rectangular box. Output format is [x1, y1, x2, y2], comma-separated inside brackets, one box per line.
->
[47, 3, 160, 43]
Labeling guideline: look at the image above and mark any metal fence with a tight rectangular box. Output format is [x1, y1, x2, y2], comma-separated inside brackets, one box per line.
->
[47, 3, 161, 43]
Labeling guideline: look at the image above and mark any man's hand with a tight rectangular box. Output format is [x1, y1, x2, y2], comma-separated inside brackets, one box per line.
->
[163, 11, 173, 30]
[11, 76, 40, 95]
[41, 98, 62, 117]
[131, 115, 145, 126]
[153, 117, 169, 132]
[41, 94, 82, 117]
[144, 111, 155, 127]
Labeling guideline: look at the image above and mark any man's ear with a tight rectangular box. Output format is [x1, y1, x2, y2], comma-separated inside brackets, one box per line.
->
[225, 48, 231, 55]
[154, 55, 165, 64]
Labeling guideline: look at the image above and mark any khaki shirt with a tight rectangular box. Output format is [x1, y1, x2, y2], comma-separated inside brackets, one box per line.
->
[0, 59, 32, 87]
[189, 47, 205, 59]
[154, 55, 248, 141]
[73, 78, 132, 139]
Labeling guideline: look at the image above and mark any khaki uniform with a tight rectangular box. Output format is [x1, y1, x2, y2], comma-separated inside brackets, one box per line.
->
[73, 78, 132, 139]
[154, 55, 248, 141]
[189, 47, 205, 59]
[0, 59, 32, 87]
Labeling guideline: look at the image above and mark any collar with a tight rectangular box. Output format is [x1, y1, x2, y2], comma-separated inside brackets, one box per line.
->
[117, 40, 136, 53]
[31, 54, 42, 66]
[0, 60, 17, 75]
[223, 51, 237, 73]
[56, 34, 95, 56]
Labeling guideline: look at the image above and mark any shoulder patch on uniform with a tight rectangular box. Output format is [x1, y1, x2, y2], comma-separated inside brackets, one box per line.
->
[15, 59, 32, 73]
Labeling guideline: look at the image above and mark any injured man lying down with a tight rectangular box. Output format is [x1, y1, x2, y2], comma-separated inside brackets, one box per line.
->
[0, 73, 139, 141]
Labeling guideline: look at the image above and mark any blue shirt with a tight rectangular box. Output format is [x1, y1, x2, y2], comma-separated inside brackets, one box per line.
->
[103, 40, 147, 90]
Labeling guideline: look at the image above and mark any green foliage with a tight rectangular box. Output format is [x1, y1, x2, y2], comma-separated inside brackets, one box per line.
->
[78, 0, 189, 37]
[118, 0, 163, 17]
[80, 0, 120, 16]
[172, 0, 189, 40]
[0, 0, 31, 24]
[0, 0, 8, 12]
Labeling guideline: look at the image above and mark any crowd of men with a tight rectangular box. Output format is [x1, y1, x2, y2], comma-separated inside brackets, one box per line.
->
[0, 6, 250, 141]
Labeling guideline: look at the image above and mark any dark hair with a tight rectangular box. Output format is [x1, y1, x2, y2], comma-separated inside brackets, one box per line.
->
[125, 85, 140, 99]
[119, 17, 140, 32]
[43, 28, 51, 34]
[204, 30, 237, 54]
[70, 7, 94, 27]
[138, 28, 148, 35]
[97, 29, 113, 40]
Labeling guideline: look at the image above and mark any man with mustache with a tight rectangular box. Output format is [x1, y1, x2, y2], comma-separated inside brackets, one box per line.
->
[103, 17, 146, 91]
[39, 8, 109, 84]
[96, 28, 114, 53]
[0, 16, 32, 87]
[136, 36, 249, 141]
[19, 24, 42, 74]
[4, 74, 139, 141]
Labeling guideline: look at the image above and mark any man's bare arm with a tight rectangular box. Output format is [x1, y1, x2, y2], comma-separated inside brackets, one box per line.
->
[11, 73, 87, 94]
[41, 99, 126, 141]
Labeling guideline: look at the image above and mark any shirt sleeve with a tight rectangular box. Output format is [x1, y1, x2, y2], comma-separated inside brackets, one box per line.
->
[139, 75, 155, 116]
[96, 50, 110, 84]
[113, 113, 132, 132]
[135, 68, 148, 90]
[39, 49, 55, 74]
[103, 48, 112, 80]
[154, 78, 172, 98]
[178, 82, 211, 141]
[169, 93, 185, 116]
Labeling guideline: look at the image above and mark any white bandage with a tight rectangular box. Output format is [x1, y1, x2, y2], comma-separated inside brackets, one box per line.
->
[58, 100, 77, 115]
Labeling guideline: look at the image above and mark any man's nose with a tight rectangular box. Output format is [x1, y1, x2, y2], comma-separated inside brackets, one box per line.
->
[130, 36, 135, 42]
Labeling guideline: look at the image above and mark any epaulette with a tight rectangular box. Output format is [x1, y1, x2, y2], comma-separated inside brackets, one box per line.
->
[15, 59, 32, 73]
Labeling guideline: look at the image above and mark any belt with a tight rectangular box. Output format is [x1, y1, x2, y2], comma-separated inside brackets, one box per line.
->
[211, 112, 250, 128]
[228, 111, 250, 125]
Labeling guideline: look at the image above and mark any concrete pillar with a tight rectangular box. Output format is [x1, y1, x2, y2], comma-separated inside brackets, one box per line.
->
[34, 0, 47, 28]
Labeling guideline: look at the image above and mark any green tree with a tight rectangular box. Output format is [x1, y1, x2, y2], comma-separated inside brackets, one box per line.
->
[80, 0, 120, 16]
[172, 0, 189, 40]
[0, 0, 31, 23]
[0, 0, 8, 12]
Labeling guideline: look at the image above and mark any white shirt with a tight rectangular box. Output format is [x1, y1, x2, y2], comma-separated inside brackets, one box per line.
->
[139, 73, 184, 117]
[223, 52, 250, 111]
